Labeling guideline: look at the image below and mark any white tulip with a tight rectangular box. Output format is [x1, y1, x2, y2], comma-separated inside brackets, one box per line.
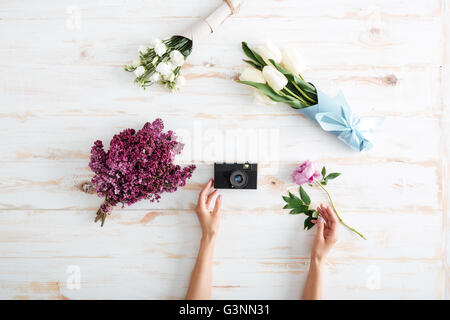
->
[239, 67, 265, 83]
[262, 66, 287, 91]
[154, 42, 167, 57]
[281, 48, 306, 75]
[169, 50, 185, 67]
[149, 73, 161, 83]
[256, 40, 282, 66]
[134, 66, 146, 77]
[254, 90, 276, 106]
[156, 62, 172, 77]
[168, 73, 176, 82]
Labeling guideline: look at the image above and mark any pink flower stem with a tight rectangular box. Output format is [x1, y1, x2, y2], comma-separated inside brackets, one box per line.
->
[315, 180, 367, 240]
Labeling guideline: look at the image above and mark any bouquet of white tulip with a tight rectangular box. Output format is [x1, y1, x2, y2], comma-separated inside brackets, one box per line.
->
[125, 0, 244, 91]
[238, 41, 382, 152]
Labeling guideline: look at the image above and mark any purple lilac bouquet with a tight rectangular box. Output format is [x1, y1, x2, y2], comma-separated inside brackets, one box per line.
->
[89, 119, 196, 226]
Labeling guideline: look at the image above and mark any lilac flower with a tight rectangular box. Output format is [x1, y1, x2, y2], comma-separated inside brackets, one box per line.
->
[89, 119, 195, 226]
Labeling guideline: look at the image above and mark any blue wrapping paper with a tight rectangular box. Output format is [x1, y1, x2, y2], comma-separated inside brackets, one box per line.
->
[299, 90, 383, 152]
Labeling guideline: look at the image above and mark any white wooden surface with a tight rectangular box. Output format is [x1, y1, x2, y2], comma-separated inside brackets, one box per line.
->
[0, 0, 449, 299]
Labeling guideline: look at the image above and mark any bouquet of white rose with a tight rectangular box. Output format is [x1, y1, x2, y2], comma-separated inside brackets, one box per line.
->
[238, 41, 382, 152]
[125, 0, 244, 91]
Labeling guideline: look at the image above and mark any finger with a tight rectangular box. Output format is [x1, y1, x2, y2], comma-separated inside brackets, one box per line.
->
[317, 205, 327, 221]
[326, 207, 339, 238]
[205, 189, 218, 209]
[315, 216, 325, 240]
[326, 206, 338, 224]
[323, 206, 336, 229]
[212, 195, 222, 215]
[198, 179, 213, 203]
[320, 204, 330, 222]
[316, 206, 323, 216]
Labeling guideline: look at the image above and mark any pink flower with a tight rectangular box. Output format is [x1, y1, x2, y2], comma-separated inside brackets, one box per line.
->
[292, 160, 322, 185]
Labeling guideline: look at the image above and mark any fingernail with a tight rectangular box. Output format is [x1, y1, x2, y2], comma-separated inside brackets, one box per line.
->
[318, 216, 325, 224]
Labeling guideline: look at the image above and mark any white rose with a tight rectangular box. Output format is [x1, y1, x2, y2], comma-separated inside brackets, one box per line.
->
[176, 75, 185, 87]
[154, 42, 167, 57]
[239, 67, 265, 83]
[262, 66, 287, 91]
[254, 90, 276, 106]
[256, 40, 282, 66]
[166, 61, 177, 70]
[149, 73, 161, 83]
[134, 66, 146, 77]
[169, 50, 185, 67]
[149, 38, 162, 48]
[138, 46, 149, 54]
[281, 48, 306, 75]
[156, 62, 172, 77]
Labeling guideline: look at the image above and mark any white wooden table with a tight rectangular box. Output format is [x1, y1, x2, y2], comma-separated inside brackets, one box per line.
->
[0, 0, 449, 299]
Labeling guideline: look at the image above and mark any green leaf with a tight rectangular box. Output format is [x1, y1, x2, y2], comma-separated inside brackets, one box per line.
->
[237, 81, 305, 109]
[304, 216, 315, 230]
[321, 166, 326, 177]
[299, 186, 311, 205]
[325, 173, 341, 180]
[282, 193, 303, 209]
[243, 59, 263, 71]
[296, 205, 310, 212]
[312, 211, 319, 219]
[289, 206, 309, 215]
[241, 42, 266, 67]
[288, 191, 303, 204]
[268, 59, 318, 103]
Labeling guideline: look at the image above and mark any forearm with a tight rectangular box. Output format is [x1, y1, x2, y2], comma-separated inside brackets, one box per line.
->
[185, 235, 216, 300]
[302, 258, 324, 300]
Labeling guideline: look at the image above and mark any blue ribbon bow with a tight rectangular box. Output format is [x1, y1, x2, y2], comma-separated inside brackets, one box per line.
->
[299, 90, 383, 152]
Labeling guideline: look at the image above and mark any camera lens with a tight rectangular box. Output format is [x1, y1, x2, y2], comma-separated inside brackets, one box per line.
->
[230, 170, 248, 188]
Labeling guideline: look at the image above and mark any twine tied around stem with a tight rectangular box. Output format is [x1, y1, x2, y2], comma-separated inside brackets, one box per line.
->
[94, 199, 113, 227]
[224, 0, 240, 14]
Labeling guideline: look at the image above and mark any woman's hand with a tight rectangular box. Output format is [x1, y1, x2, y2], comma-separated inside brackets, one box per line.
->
[310, 204, 339, 263]
[195, 179, 222, 240]
[302, 205, 338, 300]
[186, 179, 222, 300]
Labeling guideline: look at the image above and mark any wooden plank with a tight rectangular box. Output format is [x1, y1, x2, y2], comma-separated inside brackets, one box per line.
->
[0, 0, 441, 20]
[0, 1, 442, 68]
[0, 207, 443, 262]
[0, 114, 442, 163]
[0, 161, 441, 213]
[0, 256, 442, 299]
[441, 0, 450, 300]
[0, 65, 441, 116]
